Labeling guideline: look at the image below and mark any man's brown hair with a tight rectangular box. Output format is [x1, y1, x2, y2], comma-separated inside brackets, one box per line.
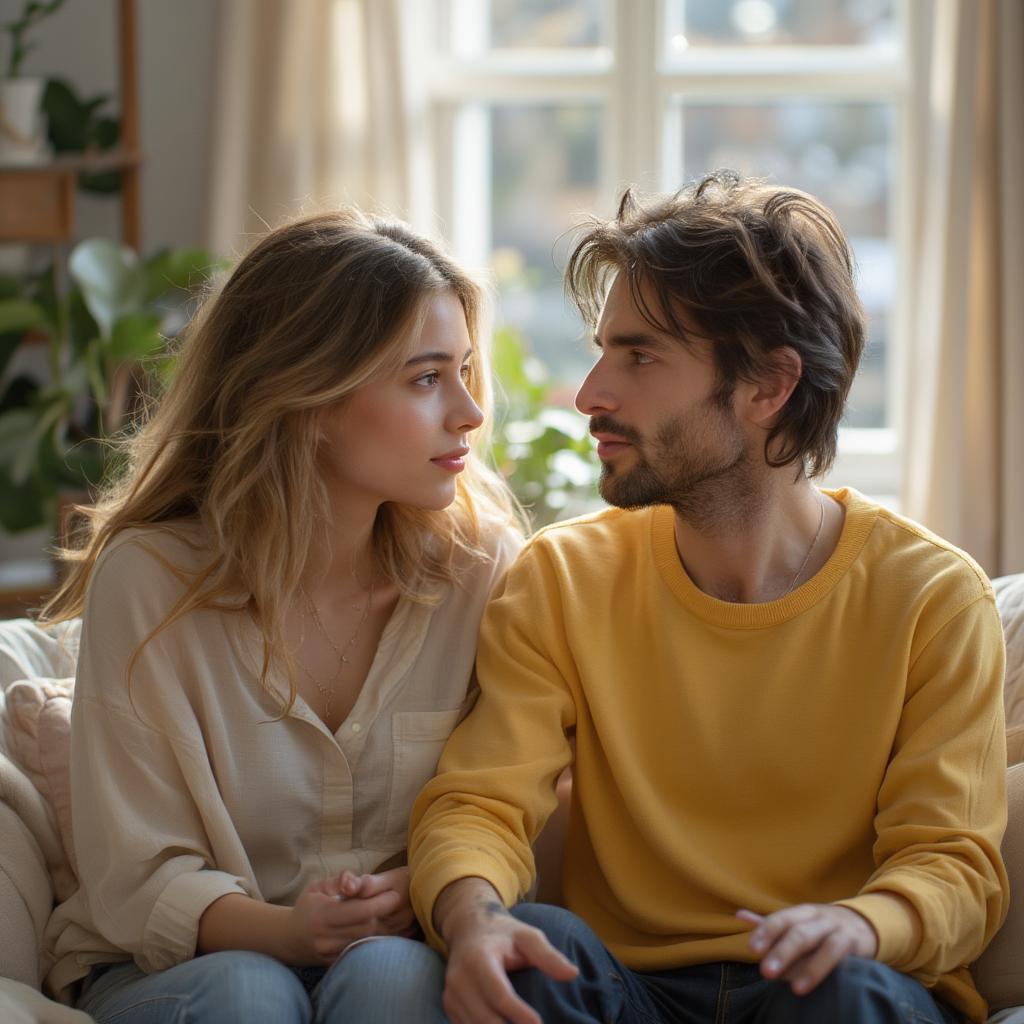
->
[566, 170, 866, 477]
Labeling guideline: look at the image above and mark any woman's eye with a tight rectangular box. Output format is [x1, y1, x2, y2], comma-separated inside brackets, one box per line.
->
[415, 371, 440, 387]
[460, 363, 473, 382]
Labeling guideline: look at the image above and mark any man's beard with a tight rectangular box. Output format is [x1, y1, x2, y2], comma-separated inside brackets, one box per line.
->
[593, 394, 752, 529]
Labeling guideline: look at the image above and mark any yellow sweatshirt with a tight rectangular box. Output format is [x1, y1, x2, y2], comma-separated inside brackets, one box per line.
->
[409, 488, 1008, 1022]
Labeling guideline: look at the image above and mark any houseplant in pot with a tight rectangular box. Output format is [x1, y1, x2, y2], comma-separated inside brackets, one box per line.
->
[0, 237, 220, 539]
[0, 0, 66, 165]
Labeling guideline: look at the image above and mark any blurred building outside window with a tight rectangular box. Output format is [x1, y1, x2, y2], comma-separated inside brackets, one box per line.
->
[404, 0, 915, 523]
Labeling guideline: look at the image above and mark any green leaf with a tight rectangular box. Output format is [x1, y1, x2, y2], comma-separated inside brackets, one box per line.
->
[107, 311, 163, 363]
[0, 463, 50, 533]
[81, 340, 107, 409]
[68, 239, 146, 338]
[92, 115, 119, 149]
[42, 77, 92, 152]
[0, 408, 40, 481]
[143, 247, 219, 301]
[0, 375, 38, 413]
[0, 298, 48, 334]
[0, 333, 21, 378]
[0, 277, 22, 300]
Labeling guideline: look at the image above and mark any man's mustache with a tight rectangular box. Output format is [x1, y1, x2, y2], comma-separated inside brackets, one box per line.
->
[589, 416, 643, 445]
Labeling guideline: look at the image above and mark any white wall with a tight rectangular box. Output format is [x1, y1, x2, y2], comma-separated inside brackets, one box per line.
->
[23, 0, 219, 253]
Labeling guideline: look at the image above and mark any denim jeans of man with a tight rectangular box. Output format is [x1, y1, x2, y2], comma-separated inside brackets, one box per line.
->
[76, 937, 448, 1024]
[508, 904, 963, 1024]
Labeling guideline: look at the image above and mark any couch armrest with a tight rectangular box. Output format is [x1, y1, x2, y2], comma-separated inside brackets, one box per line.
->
[0, 800, 53, 987]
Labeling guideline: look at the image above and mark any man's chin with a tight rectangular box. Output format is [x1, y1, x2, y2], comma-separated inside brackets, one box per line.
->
[598, 469, 662, 510]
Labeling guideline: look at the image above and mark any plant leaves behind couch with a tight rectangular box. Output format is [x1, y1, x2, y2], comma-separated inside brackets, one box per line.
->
[0, 241, 223, 534]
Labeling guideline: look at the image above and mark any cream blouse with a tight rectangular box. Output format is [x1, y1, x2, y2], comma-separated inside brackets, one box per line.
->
[44, 520, 520, 995]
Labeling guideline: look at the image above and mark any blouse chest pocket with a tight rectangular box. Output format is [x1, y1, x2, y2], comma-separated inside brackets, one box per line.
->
[384, 708, 463, 843]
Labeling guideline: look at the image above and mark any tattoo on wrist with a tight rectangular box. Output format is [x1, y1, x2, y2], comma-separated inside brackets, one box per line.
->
[483, 901, 509, 918]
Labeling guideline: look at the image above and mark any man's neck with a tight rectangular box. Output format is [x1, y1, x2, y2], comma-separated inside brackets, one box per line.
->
[671, 476, 844, 604]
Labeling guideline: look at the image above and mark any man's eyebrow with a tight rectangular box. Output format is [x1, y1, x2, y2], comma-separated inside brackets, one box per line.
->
[593, 332, 670, 351]
[404, 346, 474, 366]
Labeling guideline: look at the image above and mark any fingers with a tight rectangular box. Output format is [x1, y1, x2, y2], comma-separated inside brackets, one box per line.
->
[339, 871, 363, 898]
[356, 867, 410, 899]
[744, 904, 818, 958]
[322, 887, 403, 931]
[514, 928, 579, 981]
[780, 930, 852, 995]
[742, 904, 868, 995]
[444, 958, 542, 1024]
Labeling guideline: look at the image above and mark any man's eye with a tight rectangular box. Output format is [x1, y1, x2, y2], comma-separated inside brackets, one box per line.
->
[632, 351, 654, 365]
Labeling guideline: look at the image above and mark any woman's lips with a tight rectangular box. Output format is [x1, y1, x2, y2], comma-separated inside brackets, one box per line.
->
[431, 449, 469, 473]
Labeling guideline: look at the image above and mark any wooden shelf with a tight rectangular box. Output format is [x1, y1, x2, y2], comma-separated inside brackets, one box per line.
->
[0, 0, 139, 247]
[0, 148, 143, 173]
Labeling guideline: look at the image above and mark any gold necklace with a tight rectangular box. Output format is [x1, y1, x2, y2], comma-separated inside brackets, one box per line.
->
[299, 572, 375, 723]
[783, 492, 826, 597]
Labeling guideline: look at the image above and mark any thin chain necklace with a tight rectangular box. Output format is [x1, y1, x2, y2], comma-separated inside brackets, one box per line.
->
[783, 492, 826, 597]
[298, 569, 375, 724]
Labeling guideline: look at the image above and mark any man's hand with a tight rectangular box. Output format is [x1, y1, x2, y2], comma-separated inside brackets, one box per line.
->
[737, 904, 879, 996]
[436, 878, 578, 1024]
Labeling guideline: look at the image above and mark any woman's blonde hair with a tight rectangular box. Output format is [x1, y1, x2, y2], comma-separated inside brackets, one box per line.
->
[39, 207, 524, 711]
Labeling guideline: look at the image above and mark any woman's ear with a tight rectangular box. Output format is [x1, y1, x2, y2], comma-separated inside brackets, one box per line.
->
[743, 346, 803, 428]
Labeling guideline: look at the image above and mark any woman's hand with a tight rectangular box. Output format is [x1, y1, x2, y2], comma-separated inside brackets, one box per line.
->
[311, 866, 418, 940]
[285, 871, 406, 965]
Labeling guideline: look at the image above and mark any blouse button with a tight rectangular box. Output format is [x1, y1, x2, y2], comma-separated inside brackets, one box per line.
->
[351, 722, 362, 733]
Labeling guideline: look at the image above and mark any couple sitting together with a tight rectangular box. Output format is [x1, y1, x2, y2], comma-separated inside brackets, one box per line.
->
[38, 172, 1007, 1024]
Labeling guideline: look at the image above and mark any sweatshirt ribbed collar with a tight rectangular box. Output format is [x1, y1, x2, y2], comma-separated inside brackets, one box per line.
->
[651, 487, 880, 628]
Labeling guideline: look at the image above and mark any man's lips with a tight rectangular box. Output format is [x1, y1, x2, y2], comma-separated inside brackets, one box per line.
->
[591, 432, 633, 459]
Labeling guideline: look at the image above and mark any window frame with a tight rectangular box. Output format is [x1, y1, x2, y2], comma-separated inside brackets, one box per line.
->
[406, 0, 922, 501]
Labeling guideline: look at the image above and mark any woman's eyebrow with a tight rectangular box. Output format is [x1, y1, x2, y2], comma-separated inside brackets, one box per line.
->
[404, 346, 474, 367]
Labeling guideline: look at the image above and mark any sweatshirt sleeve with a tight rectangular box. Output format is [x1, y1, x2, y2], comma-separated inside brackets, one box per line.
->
[71, 538, 252, 973]
[836, 592, 1009, 981]
[408, 537, 577, 948]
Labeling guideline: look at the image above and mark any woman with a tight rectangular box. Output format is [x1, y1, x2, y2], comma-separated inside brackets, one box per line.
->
[39, 209, 524, 1023]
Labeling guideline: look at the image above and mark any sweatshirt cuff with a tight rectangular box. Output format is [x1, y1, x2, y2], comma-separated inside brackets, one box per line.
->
[834, 891, 922, 965]
[140, 870, 251, 972]
[411, 853, 525, 954]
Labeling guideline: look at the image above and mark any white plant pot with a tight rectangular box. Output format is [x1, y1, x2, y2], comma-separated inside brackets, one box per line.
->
[0, 77, 50, 165]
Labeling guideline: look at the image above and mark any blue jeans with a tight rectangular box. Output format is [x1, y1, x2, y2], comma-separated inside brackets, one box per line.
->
[77, 939, 447, 1023]
[509, 904, 963, 1024]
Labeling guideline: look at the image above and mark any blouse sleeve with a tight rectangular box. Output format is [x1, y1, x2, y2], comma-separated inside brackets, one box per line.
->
[71, 535, 253, 973]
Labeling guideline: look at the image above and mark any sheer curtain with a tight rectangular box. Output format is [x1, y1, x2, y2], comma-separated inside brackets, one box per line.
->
[206, 0, 414, 257]
[901, 0, 1024, 577]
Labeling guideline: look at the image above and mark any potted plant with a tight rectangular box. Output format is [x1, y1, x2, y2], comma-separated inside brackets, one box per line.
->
[0, 0, 66, 165]
[0, 238, 220, 536]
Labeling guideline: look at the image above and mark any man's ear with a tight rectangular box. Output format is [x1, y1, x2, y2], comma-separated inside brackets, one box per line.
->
[741, 346, 803, 428]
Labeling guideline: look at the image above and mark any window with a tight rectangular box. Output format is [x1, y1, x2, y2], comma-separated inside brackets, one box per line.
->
[407, 0, 916, 503]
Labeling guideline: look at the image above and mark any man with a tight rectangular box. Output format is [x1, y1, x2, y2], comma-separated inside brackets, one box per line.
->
[408, 172, 1008, 1024]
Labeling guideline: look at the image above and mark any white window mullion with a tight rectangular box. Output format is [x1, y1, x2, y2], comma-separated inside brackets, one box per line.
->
[610, 0, 660, 192]
[450, 103, 492, 271]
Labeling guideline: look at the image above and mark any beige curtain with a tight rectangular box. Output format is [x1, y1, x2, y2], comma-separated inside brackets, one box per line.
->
[902, 0, 1024, 577]
[206, 0, 412, 258]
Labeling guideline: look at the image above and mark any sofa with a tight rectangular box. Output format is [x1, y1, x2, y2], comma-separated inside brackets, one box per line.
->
[1, 576, 1024, 1023]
